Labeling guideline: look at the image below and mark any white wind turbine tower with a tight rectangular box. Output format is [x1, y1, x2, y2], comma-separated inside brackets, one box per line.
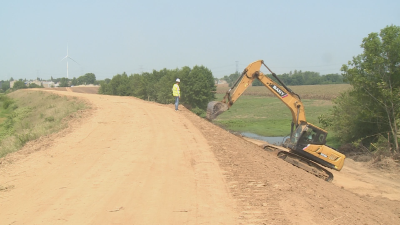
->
[60, 46, 80, 78]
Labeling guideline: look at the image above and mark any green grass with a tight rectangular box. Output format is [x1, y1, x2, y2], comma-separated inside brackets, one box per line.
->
[0, 94, 14, 134]
[213, 93, 340, 147]
[0, 90, 88, 158]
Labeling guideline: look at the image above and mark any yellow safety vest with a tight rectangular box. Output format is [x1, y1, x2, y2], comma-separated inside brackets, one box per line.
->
[172, 83, 180, 97]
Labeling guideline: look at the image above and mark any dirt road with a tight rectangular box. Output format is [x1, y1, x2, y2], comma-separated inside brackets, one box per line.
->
[1, 90, 399, 225]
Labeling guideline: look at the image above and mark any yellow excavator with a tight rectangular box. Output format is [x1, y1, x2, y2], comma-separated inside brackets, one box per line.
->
[207, 60, 345, 182]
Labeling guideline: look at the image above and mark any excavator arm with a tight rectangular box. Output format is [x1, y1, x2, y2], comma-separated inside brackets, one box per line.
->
[207, 60, 306, 134]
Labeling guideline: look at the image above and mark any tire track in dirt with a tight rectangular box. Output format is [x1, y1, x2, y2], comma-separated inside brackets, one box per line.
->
[0, 91, 237, 225]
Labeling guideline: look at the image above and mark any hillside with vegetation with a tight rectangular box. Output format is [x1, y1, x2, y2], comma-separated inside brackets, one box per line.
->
[0, 91, 87, 158]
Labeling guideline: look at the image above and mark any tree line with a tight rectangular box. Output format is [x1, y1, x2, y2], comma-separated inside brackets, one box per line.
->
[52, 73, 97, 87]
[98, 65, 216, 116]
[0, 73, 97, 92]
[222, 71, 345, 87]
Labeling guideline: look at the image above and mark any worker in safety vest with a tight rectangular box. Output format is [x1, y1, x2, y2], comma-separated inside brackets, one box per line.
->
[172, 78, 180, 111]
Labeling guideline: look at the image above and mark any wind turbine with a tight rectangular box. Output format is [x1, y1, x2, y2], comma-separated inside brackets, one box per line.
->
[60, 46, 80, 79]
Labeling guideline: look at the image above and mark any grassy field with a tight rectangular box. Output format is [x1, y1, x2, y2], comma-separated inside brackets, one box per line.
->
[0, 90, 87, 158]
[0, 95, 13, 124]
[213, 84, 345, 147]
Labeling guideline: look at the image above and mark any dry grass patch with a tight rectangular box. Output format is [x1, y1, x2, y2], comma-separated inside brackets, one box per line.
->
[0, 90, 88, 158]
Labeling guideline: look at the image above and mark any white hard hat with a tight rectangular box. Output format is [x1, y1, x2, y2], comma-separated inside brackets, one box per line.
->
[176, 78, 180, 82]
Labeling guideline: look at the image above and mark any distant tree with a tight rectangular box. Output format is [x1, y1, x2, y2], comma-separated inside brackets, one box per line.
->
[79, 73, 96, 84]
[129, 74, 146, 99]
[71, 77, 78, 86]
[276, 73, 290, 84]
[74, 73, 96, 85]
[2, 81, 10, 91]
[98, 81, 109, 94]
[28, 83, 43, 88]
[52, 77, 62, 83]
[143, 70, 167, 101]
[13, 81, 26, 89]
[58, 78, 70, 87]
[290, 73, 304, 85]
[155, 69, 177, 104]
[101, 73, 130, 96]
[222, 71, 240, 87]
[181, 65, 216, 114]
[252, 79, 263, 86]
[115, 73, 131, 96]
[9, 77, 14, 81]
[302, 71, 321, 85]
[321, 74, 344, 84]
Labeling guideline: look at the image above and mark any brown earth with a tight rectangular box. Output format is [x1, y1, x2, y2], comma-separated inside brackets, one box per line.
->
[1, 89, 399, 225]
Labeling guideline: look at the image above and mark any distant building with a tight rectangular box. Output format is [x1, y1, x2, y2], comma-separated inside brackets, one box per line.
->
[25, 80, 42, 87]
[41, 81, 55, 88]
[10, 80, 15, 88]
[218, 79, 227, 84]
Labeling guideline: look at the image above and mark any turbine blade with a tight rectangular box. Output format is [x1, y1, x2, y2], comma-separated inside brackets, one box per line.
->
[60, 55, 68, 62]
[68, 56, 80, 65]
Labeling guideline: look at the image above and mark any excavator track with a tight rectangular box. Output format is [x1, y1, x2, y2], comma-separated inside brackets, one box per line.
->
[276, 151, 334, 182]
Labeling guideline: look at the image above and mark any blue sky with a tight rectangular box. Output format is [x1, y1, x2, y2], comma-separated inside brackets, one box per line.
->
[1, 0, 399, 80]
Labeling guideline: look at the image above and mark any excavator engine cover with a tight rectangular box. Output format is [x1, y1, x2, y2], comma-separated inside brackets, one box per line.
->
[206, 101, 229, 121]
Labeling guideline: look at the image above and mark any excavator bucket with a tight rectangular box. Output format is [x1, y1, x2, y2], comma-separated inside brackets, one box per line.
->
[206, 101, 229, 121]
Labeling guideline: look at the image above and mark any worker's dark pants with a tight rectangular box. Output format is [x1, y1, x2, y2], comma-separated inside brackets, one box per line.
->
[175, 97, 179, 110]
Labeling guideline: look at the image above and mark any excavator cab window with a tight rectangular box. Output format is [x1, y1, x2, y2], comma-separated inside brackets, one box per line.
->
[296, 125, 327, 148]
[290, 124, 305, 145]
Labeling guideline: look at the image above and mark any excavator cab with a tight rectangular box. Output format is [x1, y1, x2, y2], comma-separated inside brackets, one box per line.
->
[283, 122, 345, 172]
[288, 123, 327, 149]
[285, 123, 326, 150]
[285, 123, 325, 149]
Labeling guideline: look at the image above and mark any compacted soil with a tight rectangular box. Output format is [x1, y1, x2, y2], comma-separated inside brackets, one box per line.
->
[0, 89, 399, 225]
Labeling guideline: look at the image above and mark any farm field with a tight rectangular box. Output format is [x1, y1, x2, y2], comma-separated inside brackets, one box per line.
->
[216, 83, 351, 100]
